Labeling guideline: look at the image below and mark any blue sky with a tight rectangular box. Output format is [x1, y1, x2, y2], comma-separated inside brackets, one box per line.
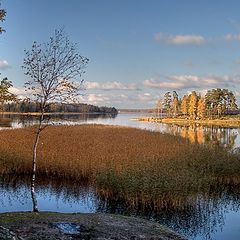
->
[1, 0, 240, 108]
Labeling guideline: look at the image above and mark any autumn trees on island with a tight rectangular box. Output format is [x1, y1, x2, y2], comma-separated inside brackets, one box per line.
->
[156, 88, 238, 120]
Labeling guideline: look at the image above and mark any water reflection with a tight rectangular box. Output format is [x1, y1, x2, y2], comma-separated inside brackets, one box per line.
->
[0, 113, 118, 129]
[1, 176, 240, 240]
[163, 124, 239, 151]
[0, 117, 12, 128]
[0, 176, 96, 213]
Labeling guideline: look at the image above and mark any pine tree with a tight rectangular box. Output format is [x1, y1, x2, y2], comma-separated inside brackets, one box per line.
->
[164, 92, 172, 117]
[205, 88, 238, 117]
[172, 91, 179, 117]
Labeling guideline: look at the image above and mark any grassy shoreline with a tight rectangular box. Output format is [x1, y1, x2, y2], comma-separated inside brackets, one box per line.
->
[133, 116, 240, 127]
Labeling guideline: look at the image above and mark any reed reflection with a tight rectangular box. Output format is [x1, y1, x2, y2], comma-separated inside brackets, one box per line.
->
[1, 175, 240, 240]
[96, 180, 240, 240]
[0, 116, 12, 128]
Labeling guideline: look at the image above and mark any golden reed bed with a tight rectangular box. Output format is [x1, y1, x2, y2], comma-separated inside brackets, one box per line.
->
[0, 124, 239, 209]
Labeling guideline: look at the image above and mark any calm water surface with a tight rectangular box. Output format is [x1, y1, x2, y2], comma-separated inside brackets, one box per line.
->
[1, 112, 240, 240]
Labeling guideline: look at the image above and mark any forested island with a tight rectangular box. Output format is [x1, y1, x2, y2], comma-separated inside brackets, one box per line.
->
[157, 88, 238, 118]
[135, 88, 240, 126]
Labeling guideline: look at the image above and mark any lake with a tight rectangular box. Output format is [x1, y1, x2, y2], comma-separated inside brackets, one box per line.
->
[1, 112, 240, 240]
[2, 112, 240, 150]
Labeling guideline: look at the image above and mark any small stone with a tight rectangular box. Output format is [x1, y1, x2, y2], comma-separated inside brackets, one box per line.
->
[50, 222, 81, 235]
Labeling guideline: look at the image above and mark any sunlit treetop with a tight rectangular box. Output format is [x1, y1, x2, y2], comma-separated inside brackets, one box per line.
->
[0, 77, 17, 103]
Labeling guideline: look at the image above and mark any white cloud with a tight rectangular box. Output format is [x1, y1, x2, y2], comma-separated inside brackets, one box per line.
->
[186, 89, 208, 97]
[79, 92, 160, 108]
[0, 60, 10, 70]
[144, 79, 185, 89]
[8, 87, 27, 100]
[143, 74, 240, 90]
[154, 33, 206, 45]
[234, 91, 240, 97]
[119, 93, 157, 103]
[225, 34, 240, 41]
[87, 94, 110, 104]
[86, 81, 139, 91]
[137, 93, 156, 102]
[9, 87, 25, 95]
[84, 93, 125, 106]
[8, 86, 159, 108]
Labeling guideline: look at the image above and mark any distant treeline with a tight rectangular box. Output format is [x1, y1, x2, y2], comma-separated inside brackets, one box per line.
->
[119, 109, 153, 113]
[2, 101, 118, 114]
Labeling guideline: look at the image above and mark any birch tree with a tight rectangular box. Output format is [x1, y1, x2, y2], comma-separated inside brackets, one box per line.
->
[172, 91, 179, 117]
[22, 28, 89, 212]
[164, 92, 172, 117]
